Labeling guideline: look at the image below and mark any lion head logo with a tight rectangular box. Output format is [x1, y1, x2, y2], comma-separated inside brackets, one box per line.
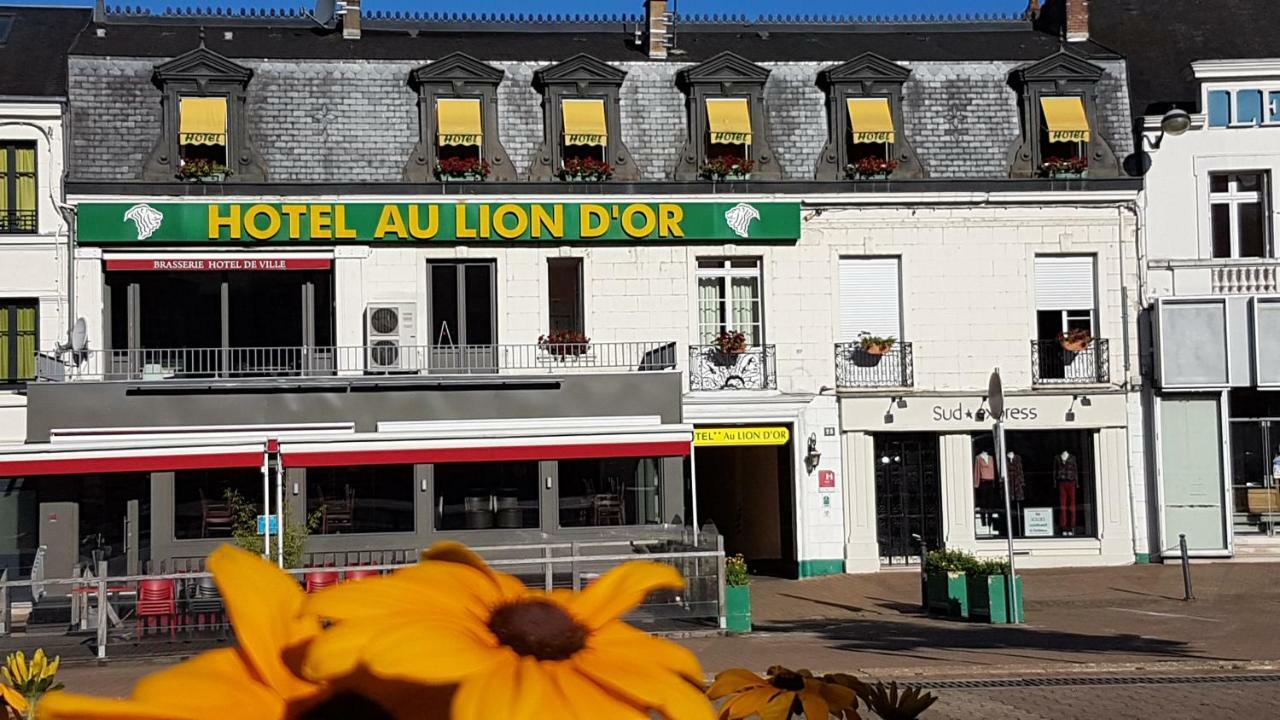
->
[124, 204, 164, 241]
[724, 203, 760, 239]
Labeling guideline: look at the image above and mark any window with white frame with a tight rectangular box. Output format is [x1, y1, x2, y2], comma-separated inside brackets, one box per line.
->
[1209, 172, 1270, 258]
[696, 258, 762, 346]
[1207, 87, 1280, 128]
[1034, 255, 1096, 338]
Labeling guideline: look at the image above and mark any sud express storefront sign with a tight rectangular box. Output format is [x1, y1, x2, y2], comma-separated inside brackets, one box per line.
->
[76, 200, 801, 244]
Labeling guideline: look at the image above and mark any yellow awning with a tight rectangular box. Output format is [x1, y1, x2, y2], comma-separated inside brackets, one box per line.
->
[1040, 97, 1090, 143]
[178, 97, 227, 146]
[847, 98, 895, 144]
[562, 99, 607, 147]
[437, 98, 483, 147]
[706, 98, 752, 145]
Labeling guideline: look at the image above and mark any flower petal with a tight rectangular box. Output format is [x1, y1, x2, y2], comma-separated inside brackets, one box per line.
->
[304, 563, 498, 622]
[358, 619, 507, 685]
[799, 687, 831, 720]
[758, 691, 797, 720]
[819, 683, 857, 712]
[548, 662, 648, 720]
[0, 683, 28, 715]
[301, 617, 404, 681]
[707, 669, 768, 700]
[717, 686, 779, 720]
[590, 622, 704, 683]
[207, 545, 318, 703]
[567, 561, 683, 630]
[571, 647, 714, 720]
[450, 652, 542, 720]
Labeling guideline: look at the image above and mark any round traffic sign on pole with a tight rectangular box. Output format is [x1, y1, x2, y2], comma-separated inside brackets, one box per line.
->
[988, 368, 1004, 419]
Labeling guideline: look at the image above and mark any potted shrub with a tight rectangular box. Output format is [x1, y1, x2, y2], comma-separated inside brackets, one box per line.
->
[434, 156, 491, 182]
[699, 155, 754, 181]
[724, 554, 751, 633]
[859, 333, 897, 356]
[845, 156, 898, 180]
[1040, 155, 1089, 179]
[557, 157, 613, 182]
[925, 548, 977, 619]
[176, 158, 229, 183]
[1058, 328, 1093, 353]
[712, 330, 747, 356]
[538, 330, 590, 358]
[966, 558, 1024, 624]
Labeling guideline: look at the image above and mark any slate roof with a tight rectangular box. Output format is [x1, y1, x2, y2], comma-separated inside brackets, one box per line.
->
[0, 5, 90, 97]
[66, 12, 1134, 184]
[1089, 0, 1279, 116]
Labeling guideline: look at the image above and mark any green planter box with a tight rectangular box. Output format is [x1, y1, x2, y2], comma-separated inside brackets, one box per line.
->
[966, 574, 1024, 624]
[725, 585, 751, 633]
[926, 570, 969, 618]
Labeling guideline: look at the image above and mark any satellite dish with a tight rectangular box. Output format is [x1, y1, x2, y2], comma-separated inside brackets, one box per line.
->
[306, 0, 342, 28]
[71, 318, 88, 353]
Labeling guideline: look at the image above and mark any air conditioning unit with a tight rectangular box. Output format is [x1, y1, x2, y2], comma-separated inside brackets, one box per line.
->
[365, 304, 417, 372]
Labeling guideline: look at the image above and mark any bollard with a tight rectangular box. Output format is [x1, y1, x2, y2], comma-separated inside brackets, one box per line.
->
[913, 534, 928, 612]
[1178, 533, 1195, 601]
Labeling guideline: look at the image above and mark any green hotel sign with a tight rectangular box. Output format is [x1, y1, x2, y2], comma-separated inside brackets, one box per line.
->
[77, 201, 801, 244]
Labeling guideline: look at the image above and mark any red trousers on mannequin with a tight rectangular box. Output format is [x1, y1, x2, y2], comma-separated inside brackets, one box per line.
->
[1058, 482, 1078, 530]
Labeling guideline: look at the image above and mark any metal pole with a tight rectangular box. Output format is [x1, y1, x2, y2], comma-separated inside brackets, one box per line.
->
[1179, 533, 1195, 601]
[95, 576, 107, 660]
[261, 457, 271, 560]
[995, 421, 1020, 623]
[275, 457, 285, 568]
[914, 534, 929, 612]
[689, 445, 700, 530]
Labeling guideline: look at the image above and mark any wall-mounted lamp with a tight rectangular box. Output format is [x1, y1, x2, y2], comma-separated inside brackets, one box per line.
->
[897, 397, 908, 409]
[1144, 108, 1191, 150]
[804, 434, 822, 474]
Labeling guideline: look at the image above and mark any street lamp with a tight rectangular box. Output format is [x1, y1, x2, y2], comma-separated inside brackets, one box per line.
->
[1147, 108, 1192, 149]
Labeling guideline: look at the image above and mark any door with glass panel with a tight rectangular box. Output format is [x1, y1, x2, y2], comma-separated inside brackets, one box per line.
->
[1229, 420, 1280, 538]
[427, 262, 496, 373]
[1160, 395, 1229, 554]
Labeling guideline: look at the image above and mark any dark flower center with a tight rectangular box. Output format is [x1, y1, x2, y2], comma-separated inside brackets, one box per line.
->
[295, 692, 396, 720]
[770, 671, 807, 692]
[488, 599, 588, 661]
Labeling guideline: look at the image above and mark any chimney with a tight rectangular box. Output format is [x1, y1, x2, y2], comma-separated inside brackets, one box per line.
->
[1065, 0, 1088, 42]
[342, 0, 361, 40]
[1024, 0, 1041, 21]
[645, 0, 669, 59]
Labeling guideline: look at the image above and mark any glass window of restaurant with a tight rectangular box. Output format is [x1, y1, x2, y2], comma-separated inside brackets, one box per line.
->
[972, 430, 1096, 539]
[558, 457, 662, 528]
[434, 461, 540, 531]
[174, 467, 265, 540]
[306, 465, 415, 535]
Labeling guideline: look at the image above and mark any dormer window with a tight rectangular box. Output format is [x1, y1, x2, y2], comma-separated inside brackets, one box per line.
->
[817, 53, 924, 181]
[144, 47, 265, 182]
[1007, 52, 1119, 179]
[405, 53, 515, 183]
[674, 52, 780, 181]
[530, 54, 636, 182]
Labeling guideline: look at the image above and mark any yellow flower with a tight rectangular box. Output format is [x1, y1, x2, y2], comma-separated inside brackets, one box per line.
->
[1, 682, 28, 718]
[302, 541, 713, 720]
[708, 667, 857, 720]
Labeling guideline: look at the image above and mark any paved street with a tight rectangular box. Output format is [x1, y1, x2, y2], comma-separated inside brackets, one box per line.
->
[23, 561, 1280, 716]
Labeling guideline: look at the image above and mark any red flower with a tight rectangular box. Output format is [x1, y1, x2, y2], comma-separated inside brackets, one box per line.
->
[434, 156, 491, 179]
[700, 155, 754, 180]
[846, 156, 898, 179]
[557, 157, 614, 181]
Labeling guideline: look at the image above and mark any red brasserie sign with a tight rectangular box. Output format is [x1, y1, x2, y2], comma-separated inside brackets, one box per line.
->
[105, 258, 332, 272]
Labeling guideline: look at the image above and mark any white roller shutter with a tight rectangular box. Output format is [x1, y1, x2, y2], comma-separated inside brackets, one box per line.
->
[839, 257, 902, 341]
[1034, 256, 1095, 310]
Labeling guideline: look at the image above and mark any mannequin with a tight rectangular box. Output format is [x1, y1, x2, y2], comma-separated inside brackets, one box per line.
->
[974, 450, 998, 535]
[973, 451, 996, 488]
[1055, 450, 1079, 535]
[1006, 451, 1026, 503]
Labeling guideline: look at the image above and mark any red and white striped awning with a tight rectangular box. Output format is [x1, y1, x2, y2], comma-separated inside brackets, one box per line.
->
[280, 418, 693, 469]
[0, 441, 266, 477]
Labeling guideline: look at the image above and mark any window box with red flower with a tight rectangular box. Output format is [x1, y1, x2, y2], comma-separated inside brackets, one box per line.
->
[556, 157, 613, 182]
[1040, 155, 1089, 179]
[699, 155, 754, 181]
[538, 330, 591, 359]
[176, 158, 230, 183]
[845, 156, 898, 180]
[434, 156, 491, 182]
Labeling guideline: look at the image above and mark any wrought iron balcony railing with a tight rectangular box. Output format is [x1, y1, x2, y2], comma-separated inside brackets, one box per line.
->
[0, 209, 36, 234]
[1030, 338, 1110, 385]
[687, 344, 777, 391]
[33, 341, 680, 382]
[834, 341, 914, 388]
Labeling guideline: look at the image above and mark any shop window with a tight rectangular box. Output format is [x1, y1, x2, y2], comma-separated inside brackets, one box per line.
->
[547, 258, 584, 335]
[173, 467, 265, 540]
[305, 465, 414, 535]
[673, 52, 781, 181]
[0, 300, 37, 384]
[558, 457, 662, 528]
[696, 258, 763, 346]
[1007, 51, 1119, 178]
[144, 46, 265, 181]
[405, 53, 515, 182]
[972, 430, 1097, 539]
[0, 142, 36, 233]
[529, 55, 637, 181]
[816, 53, 926, 180]
[433, 461, 539, 531]
[1209, 172, 1270, 258]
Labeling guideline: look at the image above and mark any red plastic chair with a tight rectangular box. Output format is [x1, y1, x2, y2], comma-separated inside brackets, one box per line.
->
[344, 568, 379, 582]
[305, 570, 339, 593]
[136, 579, 178, 640]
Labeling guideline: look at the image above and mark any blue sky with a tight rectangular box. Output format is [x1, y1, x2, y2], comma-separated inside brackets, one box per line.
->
[13, 0, 1030, 20]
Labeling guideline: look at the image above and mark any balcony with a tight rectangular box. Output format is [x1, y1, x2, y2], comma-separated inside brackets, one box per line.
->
[34, 341, 679, 382]
[834, 341, 914, 389]
[1030, 338, 1110, 385]
[687, 345, 777, 391]
[0, 209, 36, 234]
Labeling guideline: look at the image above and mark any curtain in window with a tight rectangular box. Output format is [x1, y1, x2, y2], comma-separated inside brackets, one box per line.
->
[15, 305, 35, 381]
[0, 149, 8, 216]
[0, 308, 8, 381]
[730, 277, 759, 345]
[697, 277, 720, 344]
[15, 146, 35, 214]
